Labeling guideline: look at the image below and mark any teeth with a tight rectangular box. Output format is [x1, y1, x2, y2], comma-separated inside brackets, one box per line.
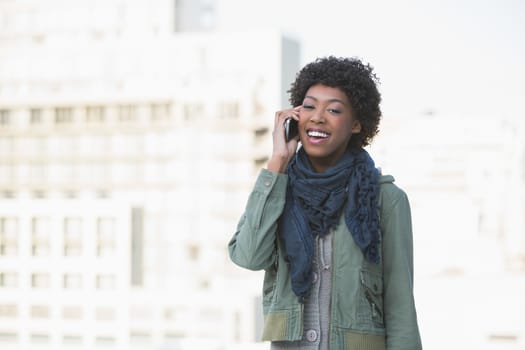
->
[308, 130, 329, 138]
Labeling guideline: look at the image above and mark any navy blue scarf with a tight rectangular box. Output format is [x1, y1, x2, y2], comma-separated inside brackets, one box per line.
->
[279, 147, 380, 300]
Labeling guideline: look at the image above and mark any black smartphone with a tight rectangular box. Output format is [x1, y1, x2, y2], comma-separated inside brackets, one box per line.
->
[284, 118, 298, 142]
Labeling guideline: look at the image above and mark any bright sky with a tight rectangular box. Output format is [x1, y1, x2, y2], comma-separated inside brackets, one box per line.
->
[217, 0, 525, 119]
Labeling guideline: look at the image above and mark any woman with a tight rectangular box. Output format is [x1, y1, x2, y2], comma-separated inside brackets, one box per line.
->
[228, 56, 422, 349]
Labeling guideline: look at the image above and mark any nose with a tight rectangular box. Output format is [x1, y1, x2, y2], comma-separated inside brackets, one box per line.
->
[309, 109, 325, 123]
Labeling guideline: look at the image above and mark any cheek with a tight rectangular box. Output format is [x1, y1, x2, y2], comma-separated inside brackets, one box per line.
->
[341, 116, 359, 134]
[338, 119, 354, 133]
[298, 111, 308, 126]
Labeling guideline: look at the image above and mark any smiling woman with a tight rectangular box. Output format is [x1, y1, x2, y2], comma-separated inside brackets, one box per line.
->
[228, 56, 422, 350]
[295, 84, 362, 173]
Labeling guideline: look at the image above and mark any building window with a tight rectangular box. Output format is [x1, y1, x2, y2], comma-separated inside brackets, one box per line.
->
[96, 189, 110, 199]
[164, 308, 176, 320]
[63, 274, 82, 289]
[117, 104, 137, 122]
[130, 306, 152, 320]
[113, 134, 143, 155]
[488, 334, 518, 342]
[30, 333, 50, 344]
[86, 106, 105, 123]
[1, 191, 15, 199]
[32, 190, 47, 199]
[62, 335, 82, 345]
[28, 136, 48, 155]
[54, 135, 78, 155]
[95, 336, 116, 346]
[217, 101, 239, 119]
[183, 103, 204, 121]
[0, 304, 17, 318]
[54, 107, 73, 124]
[95, 307, 115, 321]
[0, 137, 14, 156]
[97, 218, 115, 257]
[30, 108, 43, 124]
[0, 164, 14, 186]
[164, 331, 185, 341]
[28, 161, 47, 183]
[63, 190, 78, 199]
[150, 103, 171, 121]
[0, 332, 17, 343]
[253, 156, 269, 169]
[30, 305, 50, 319]
[31, 273, 50, 288]
[64, 217, 82, 256]
[0, 272, 17, 288]
[96, 274, 116, 290]
[188, 244, 200, 262]
[253, 126, 269, 143]
[131, 208, 143, 287]
[0, 218, 18, 256]
[62, 306, 83, 320]
[91, 135, 111, 153]
[31, 217, 50, 256]
[129, 331, 152, 344]
[0, 109, 9, 126]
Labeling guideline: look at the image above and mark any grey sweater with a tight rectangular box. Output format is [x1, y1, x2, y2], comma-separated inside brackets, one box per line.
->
[271, 232, 333, 350]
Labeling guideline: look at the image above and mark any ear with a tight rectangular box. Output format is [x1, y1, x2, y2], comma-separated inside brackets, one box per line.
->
[351, 120, 362, 134]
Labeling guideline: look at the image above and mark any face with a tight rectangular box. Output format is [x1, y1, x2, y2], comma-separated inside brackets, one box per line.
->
[298, 84, 361, 172]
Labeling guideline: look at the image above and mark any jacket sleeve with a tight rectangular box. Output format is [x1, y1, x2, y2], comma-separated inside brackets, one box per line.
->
[380, 186, 423, 350]
[228, 169, 288, 271]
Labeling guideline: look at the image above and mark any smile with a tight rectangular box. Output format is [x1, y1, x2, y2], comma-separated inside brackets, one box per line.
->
[307, 129, 330, 138]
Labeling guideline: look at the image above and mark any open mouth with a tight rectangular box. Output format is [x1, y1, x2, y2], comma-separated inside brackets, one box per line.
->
[307, 129, 330, 139]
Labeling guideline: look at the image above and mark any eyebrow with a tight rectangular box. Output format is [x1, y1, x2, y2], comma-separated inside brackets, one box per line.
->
[304, 95, 347, 105]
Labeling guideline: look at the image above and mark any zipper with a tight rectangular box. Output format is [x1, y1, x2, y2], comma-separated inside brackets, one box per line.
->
[327, 229, 335, 349]
[319, 234, 331, 270]
[365, 289, 383, 319]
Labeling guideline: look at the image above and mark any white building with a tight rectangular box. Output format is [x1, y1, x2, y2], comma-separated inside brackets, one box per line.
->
[0, 1, 300, 349]
[370, 113, 525, 349]
[371, 113, 525, 274]
[3, 1, 524, 350]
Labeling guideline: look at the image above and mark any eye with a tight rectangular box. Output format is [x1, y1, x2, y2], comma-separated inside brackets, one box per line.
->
[302, 104, 314, 110]
[328, 108, 341, 114]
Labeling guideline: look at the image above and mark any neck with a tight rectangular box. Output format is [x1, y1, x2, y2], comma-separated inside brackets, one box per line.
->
[307, 154, 344, 173]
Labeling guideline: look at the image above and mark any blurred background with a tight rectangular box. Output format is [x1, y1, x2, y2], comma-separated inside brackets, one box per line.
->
[0, 0, 524, 349]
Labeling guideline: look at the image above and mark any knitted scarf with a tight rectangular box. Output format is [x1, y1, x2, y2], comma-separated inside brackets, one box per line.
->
[279, 147, 380, 300]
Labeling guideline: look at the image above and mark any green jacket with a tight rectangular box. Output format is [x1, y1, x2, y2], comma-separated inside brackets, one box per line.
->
[228, 169, 422, 349]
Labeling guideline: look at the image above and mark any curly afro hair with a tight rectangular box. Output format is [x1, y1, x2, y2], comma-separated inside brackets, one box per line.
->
[288, 56, 382, 149]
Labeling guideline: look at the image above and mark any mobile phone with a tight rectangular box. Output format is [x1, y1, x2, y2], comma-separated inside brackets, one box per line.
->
[284, 118, 298, 142]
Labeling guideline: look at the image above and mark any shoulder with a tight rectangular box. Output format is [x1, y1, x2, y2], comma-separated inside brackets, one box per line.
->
[378, 173, 407, 202]
[377, 173, 410, 219]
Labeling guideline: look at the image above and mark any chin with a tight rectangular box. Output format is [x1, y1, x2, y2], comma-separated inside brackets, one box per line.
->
[302, 148, 328, 159]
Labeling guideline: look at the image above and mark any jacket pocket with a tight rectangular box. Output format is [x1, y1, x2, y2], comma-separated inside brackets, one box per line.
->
[357, 269, 385, 328]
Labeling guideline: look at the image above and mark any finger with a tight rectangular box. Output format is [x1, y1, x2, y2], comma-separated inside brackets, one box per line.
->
[275, 111, 287, 127]
[279, 112, 292, 123]
[291, 106, 301, 119]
